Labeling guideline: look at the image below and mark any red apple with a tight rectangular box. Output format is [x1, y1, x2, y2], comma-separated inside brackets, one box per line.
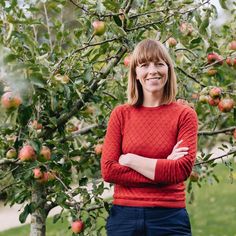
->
[208, 97, 220, 106]
[18, 145, 36, 161]
[71, 220, 84, 234]
[33, 168, 43, 179]
[233, 129, 236, 140]
[218, 98, 234, 112]
[167, 37, 177, 47]
[190, 171, 199, 182]
[94, 144, 103, 155]
[92, 20, 106, 36]
[207, 68, 217, 76]
[179, 22, 193, 36]
[31, 120, 43, 130]
[1, 91, 22, 109]
[36, 172, 48, 183]
[229, 40, 236, 50]
[124, 55, 132, 67]
[207, 52, 223, 65]
[209, 87, 222, 99]
[38, 146, 51, 162]
[234, 58, 236, 68]
[6, 148, 17, 159]
[226, 57, 233, 66]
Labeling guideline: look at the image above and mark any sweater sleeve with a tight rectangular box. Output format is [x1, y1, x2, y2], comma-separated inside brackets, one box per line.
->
[154, 107, 198, 184]
[101, 106, 157, 187]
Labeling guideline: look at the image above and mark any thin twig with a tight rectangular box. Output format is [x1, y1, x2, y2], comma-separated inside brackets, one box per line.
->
[43, 3, 53, 53]
[176, 66, 206, 87]
[195, 149, 236, 166]
[198, 126, 236, 136]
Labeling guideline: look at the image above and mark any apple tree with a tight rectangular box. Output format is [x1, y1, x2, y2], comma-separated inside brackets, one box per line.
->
[0, 0, 235, 235]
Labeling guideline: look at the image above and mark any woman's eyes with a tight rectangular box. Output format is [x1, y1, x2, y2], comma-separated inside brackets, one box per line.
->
[140, 63, 147, 67]
[139, 62, 165, 67]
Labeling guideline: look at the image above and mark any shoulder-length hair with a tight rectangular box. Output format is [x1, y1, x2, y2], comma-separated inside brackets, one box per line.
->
[127, 39, 177, 107]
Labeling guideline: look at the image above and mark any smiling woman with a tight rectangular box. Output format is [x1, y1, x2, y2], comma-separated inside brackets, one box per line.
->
[101, 39, 198, 236]
[128, 39, 177, 108]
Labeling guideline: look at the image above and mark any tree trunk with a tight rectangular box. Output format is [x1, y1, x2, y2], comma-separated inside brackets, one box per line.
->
[30, 184, 47, 236]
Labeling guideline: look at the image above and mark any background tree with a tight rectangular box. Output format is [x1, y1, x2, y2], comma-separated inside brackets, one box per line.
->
[0, 0, 235, 235]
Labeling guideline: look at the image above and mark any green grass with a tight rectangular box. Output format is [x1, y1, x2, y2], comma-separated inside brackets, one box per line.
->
[188, 163, 236, 236]
[1, 163, 236, 236]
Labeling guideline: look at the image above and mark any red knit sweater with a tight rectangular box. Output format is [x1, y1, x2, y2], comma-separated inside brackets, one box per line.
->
[101, 102, 198, 208]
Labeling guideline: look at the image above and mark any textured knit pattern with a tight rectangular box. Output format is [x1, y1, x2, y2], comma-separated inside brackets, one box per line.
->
[101, 102, 198, 208]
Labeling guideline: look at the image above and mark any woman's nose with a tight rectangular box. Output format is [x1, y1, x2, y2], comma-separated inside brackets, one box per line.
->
[148, 63, 158, 74]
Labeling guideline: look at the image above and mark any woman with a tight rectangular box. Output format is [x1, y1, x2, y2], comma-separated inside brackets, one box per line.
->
[101, 39, 198, 236]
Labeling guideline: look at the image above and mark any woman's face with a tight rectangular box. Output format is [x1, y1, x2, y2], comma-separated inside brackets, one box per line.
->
[135, 60, 168, 95]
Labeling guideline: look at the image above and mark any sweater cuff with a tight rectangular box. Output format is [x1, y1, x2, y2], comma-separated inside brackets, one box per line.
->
[154, 159, 169, 183]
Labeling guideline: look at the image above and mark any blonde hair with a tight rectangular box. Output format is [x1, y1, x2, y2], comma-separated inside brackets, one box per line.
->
[127, 39, 177, 107]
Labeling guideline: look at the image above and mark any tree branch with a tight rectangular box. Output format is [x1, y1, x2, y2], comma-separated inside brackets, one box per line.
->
[126, 0, 210, 32]
[0, 158, 20, 166]
[195, 148, 236, 166]
[176, 66, 206, 87]
[41, 46, 127, 139]
[52, 36, 121, 75]
[198, 127, 236, 136]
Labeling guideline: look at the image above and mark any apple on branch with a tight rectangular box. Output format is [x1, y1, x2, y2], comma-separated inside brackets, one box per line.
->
[38, 146, 51, 162]
[208, 97, 220, 106]
[207, 68, 217, 76]
[218, 98, 234, 112]
[6, 148, 17, 159]
[33, 168, 43, 179]
[207, 52, 223, 65]
[199, 95, 209, 104]
[229, 40, 236, 50]
[18, 145, 36, 162]
[71, 220, 85, 234]
[1, 91, 22, 109]
[124, 54, 132, 67]
[94, 143, 103, 155]
[92, 20, 106, 36]
[209, 87, 222, 99]
[167, 37, 177, 47]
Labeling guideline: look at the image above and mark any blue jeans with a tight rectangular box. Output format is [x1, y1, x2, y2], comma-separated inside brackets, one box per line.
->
[106, 205, 192, 236]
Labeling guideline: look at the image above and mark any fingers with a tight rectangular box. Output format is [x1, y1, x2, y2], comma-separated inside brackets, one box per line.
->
[167, 152, 188, 160]
[171, 152, 188, 160]
[175, 147, 189, 152]
[173, 140, 183, 149]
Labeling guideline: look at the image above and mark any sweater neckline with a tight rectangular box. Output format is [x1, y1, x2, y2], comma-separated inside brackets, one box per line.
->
[139, 102, 175, 110]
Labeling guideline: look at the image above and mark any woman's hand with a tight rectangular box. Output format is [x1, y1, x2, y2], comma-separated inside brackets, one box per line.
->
[119, 153, 131, 166]
[167, 140, 189, 160]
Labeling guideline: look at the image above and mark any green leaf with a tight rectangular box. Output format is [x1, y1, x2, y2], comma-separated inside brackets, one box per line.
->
[199, 17, 209, 35]
[3, 54, 18, 63]
[113, 15, 122, 27]
[29, 73, 46, 88]
[219, 0, 228, 9]
[17, 105, 33, 126]
[103, 0, 120, 11]
[53, 213, 61, 224]
[110, 22, 127, 36]
[212, 174, 220, 183]
[29, 140, 41, 153]
[19, 204, 30, 223]
[189, 37, 202, 49]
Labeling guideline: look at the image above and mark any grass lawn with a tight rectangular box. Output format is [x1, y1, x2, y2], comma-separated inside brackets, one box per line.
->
[0, 163, 236, 236]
